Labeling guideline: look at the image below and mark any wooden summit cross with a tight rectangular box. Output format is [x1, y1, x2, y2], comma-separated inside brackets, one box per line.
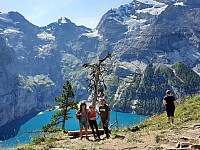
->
[83, 52, 112, 108]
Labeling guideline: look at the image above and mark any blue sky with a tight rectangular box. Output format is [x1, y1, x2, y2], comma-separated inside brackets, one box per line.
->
[0, 0, 132, 29]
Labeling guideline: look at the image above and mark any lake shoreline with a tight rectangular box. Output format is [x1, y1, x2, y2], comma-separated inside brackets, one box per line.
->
[0, 109, 147, 148]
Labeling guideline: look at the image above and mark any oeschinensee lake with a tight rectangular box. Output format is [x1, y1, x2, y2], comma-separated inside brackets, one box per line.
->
[0, 109, 147, 148]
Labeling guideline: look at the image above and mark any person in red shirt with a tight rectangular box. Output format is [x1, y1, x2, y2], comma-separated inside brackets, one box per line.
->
[88, 105, 100, 140]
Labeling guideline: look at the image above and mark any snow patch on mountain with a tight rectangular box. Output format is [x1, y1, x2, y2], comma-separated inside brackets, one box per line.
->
[124, 16, 147, 32]
[136, 4, 167, 15]
[83, 29, 103, 38]
[112, 3, 134, 21]
[105, 0, 167, 33]
[135, 0, 167, 16]
[118, 61, 147, 72]
[1, 27, 21, 35]
[119, 65, 128, 70]
[113, 83, 126, 106]
[154, 47, 200, 67]
[193, 64, 200, 76]
[137, 0, 165, 5]
[113, 77, 133, 108]
[35, 43, 57, 58]
[0, 27, 23, 40]
[17, 56, 25, 60]
[174, 2, 185, 6]
[37, 31, 55, 41]
[60, 17, 68, 24]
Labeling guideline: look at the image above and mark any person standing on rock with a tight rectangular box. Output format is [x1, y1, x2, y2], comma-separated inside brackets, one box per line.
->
[163, 90, 177, 125]
[76, 102, 89, 140]
[99, 98, 110, 138]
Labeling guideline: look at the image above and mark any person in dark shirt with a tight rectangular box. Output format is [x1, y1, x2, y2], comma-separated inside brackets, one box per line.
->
[163, 90, 177, 125]
[99, 98, 110, 138]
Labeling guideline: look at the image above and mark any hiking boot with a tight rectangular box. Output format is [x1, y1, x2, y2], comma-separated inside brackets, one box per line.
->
[94, 135, 97, 139]
[106, 134, 110, 139]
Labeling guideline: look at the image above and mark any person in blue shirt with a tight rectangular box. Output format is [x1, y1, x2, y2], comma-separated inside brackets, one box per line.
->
[163, 90, 177, 125]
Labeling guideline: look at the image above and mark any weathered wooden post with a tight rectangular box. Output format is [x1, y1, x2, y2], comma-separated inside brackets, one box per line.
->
[83, 53, 112, 108]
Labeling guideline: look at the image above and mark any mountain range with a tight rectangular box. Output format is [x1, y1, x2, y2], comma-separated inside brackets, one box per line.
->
[0, 0, 200, 128]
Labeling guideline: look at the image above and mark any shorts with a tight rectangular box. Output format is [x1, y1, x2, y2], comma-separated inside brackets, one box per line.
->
[166, 107, 175, 117]
[79, 121, 88, 129]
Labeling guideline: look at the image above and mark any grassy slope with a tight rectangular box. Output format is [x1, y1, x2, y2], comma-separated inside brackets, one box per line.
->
[14, 95, 200, 150]
[139, 95, 200, 130]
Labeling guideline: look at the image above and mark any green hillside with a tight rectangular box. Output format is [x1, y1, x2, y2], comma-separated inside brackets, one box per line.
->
[139, 95, 200, 130]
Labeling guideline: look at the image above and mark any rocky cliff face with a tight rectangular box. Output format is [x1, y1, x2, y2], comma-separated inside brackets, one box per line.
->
[0, 36, 57, 127]
[0, 37, 17, 127]
[0, 12, 91, 127]
[0, 0, 200, 127]
[93, 0, 200, 113]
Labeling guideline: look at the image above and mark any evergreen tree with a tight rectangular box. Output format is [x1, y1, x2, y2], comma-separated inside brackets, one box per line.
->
[42, 81, 78, 132]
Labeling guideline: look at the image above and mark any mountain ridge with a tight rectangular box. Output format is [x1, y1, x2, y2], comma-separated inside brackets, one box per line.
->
[0, 0, 200, 128]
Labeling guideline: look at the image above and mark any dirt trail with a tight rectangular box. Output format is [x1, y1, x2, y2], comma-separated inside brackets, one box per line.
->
[74, 124, 199, 150]
[49, 123, 200, 150]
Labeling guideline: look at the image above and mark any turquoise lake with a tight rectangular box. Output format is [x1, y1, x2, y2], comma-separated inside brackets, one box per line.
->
[0, 110, 147, 148]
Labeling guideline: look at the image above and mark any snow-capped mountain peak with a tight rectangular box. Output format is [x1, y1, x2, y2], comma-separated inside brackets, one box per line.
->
[136, 0, 165, 5]
[96, 0, 168, 36]
[58, 17, 70, 24]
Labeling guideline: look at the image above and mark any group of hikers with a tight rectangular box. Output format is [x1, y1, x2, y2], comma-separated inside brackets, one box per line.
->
[76, 98, 110, 140]
[76, 90, 177, 140]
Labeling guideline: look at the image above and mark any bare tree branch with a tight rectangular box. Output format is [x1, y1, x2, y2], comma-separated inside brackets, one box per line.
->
[83, 52, 112, 108]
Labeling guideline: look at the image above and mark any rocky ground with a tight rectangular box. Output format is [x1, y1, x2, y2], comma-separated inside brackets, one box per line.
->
[44, 122, 200, 150]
